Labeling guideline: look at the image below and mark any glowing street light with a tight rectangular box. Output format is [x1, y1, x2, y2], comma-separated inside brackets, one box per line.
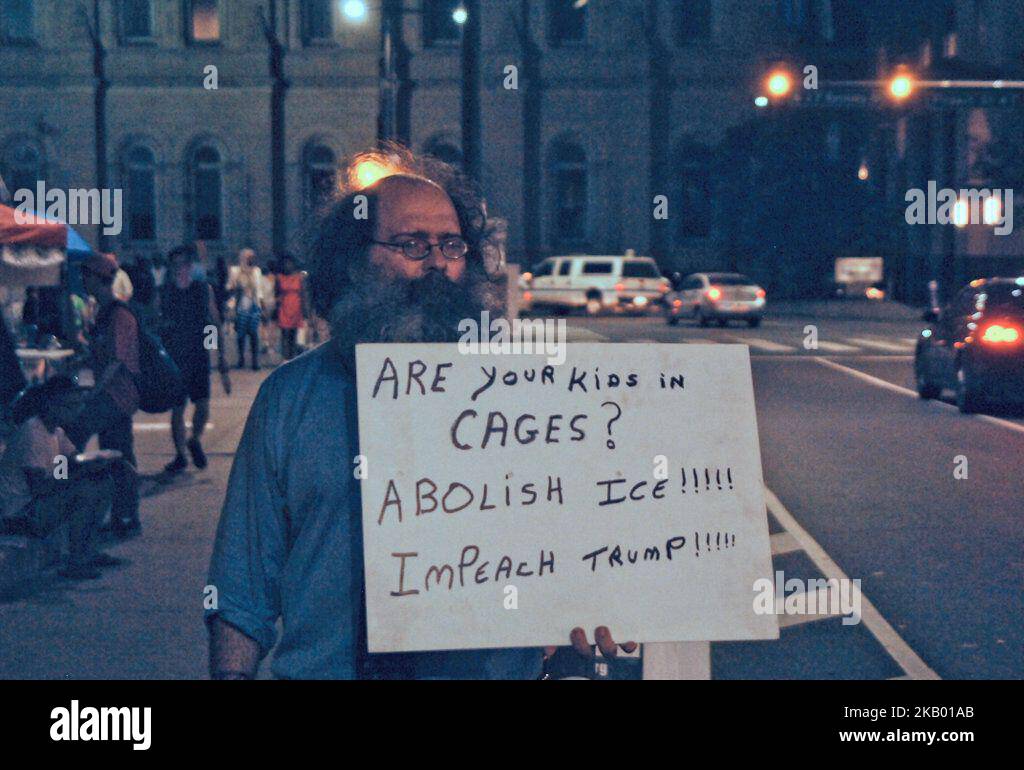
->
[754, 95, 769, 108]
[766, 71, 793, 98]
[452, 4, 469, 25]
[341, 0, 368, 22]
[889, 73, 913, 100]
[857, 162, 869, 181]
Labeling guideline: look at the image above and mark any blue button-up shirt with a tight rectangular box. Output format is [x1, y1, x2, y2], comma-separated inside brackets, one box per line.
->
[207, 341, 543, 679]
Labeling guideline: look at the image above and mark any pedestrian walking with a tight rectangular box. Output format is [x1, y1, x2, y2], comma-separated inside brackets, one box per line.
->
[158, 245, 230, 475]
[65, 252, 141, 539]
[227, 248, 264, 370]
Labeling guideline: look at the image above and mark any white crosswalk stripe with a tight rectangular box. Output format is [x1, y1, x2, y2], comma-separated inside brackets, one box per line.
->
[845, 337, 916, 353]
[730, 337, 798, 353]
[814, 340, 861, 353]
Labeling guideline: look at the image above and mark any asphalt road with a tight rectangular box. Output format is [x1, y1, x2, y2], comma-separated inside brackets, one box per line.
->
[1, 310, 1020, 679]
[570, 311, 1024, 679]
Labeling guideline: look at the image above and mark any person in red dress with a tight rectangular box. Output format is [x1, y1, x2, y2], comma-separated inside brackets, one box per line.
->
[273, 254, 306, 361]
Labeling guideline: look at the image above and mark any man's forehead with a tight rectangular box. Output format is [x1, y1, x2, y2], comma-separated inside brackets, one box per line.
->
[376, 176, 459, 232]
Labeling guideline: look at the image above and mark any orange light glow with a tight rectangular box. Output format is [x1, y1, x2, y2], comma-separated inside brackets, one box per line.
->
[766, 71, 792, 97]
[614, 282, 625, 292]
[521, 272, 533, 282]
[673, 299, 683, 307]
[982, 324, 1022, 344]
[707, 287, 722, 301]
[352, 159, 398, 189]
[866, 287, 885, 300]
[889, 74, 913, 100]
[756, 288, 766, 299]
[522, 291, 533, 302]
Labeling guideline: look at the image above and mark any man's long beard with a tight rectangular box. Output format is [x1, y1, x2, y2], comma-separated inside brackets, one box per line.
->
[328, 264, 505, 355]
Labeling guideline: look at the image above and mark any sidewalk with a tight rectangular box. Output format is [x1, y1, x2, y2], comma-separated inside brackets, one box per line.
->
[0, 369, 265, 679]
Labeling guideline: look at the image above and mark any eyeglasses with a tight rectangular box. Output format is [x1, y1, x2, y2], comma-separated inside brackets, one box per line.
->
[371, 236, 469, 261]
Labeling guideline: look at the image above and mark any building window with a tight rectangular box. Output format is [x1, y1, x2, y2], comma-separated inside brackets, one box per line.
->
[303, 143, 336, 216]
[190, 145, 223, 241]
[125, 146, 156, 242]
[0, 0, 35, 44]
[675, 1, 711, 43]
[0, 139, 43, 198]
[187, 0, 220, 43]
[121, 0, 154, 42]
[547, 0, 586, 46]
[423, 0, 461, 47]
[675, 143, 712, 239]
[548, 139, 587, 247]
[302, 0, 335, 44]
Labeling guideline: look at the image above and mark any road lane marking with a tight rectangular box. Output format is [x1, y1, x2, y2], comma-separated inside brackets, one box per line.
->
[730, 337, 798, 353]
[814, 340, 861, 353]
[770, 531, 802, 556]
[565, 326, 609, 342]
[815, 358, 1024, 436]
[777, 586, 850, 628]
[134, 422, 215, 432]
[845, 337, 915, 353]
[764, 487, 940, 680]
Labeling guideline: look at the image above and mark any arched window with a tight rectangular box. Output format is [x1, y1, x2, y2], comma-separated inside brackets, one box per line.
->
[125, 145, 156, 242]
[190, 144, 223, 241]
[0, 139, 44, 199]
[675, 142, 712, 239]
[548, 139, 587, 249]
[303, 143, 336, 215]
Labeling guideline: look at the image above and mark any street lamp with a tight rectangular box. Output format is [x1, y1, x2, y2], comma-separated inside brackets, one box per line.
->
[889, 72, 914, 101]
[766, 70, 793, 99]
[341, 2, 470, 146]
[342, 0, 369, 22]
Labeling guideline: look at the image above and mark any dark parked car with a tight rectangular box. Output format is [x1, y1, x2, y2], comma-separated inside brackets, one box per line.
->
[915, 277, 1024, 413]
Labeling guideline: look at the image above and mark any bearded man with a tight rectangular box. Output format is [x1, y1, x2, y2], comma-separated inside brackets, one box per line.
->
[206, 152, 633, 679]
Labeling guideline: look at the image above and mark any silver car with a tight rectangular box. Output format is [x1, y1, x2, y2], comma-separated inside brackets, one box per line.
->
[666, 272, 766, 327]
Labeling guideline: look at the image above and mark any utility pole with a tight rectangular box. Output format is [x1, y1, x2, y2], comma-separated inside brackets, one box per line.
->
[461, 0, 482, 183]
[644, 0, 672, 262]
[83, 0, 110, 253]
[260, 1, 289, 257]
[513, 1, 541, 267]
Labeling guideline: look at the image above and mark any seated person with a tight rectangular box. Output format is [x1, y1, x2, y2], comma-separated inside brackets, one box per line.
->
[0, 376, 122, 580]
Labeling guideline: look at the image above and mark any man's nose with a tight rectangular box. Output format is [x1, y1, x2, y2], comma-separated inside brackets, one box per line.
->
[424, 244, 449, 274]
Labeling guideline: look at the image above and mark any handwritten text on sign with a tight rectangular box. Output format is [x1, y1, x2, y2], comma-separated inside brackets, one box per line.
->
[356, 343, 778, 652]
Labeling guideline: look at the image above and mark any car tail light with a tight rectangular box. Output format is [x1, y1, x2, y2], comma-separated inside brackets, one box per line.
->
[523, 291, 533, 302]
[614, 282, 625, 292]
[981, 323, 1022, 344]
[756, 288, 766, 299]
[672, 299, 682, 308]
[706, 287, 722, 301]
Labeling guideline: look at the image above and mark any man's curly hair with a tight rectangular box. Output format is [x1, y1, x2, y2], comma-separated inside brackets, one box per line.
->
[305, 144, 498, 318]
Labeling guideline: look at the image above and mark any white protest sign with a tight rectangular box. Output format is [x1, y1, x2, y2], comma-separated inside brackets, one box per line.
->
[356, 343, 778, 652]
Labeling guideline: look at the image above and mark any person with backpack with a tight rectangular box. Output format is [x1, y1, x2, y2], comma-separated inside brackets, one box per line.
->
[66, 252, 142, 539]
[158, 244, 229, 475]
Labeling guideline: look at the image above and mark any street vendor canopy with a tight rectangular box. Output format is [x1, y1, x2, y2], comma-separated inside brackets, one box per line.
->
[0, 203, 94, 286]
